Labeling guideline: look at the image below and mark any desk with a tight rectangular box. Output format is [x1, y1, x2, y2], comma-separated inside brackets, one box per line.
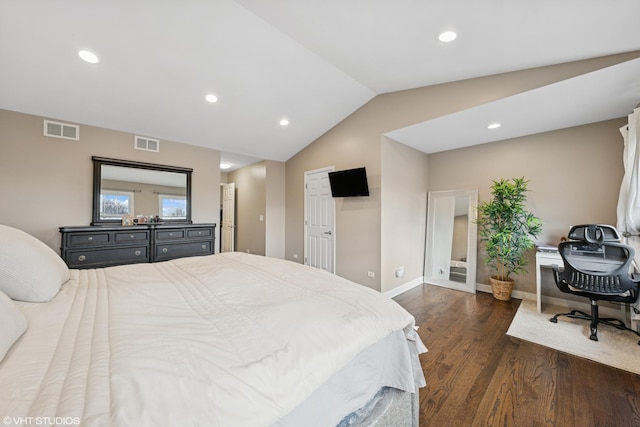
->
[535, 250, 562, 313]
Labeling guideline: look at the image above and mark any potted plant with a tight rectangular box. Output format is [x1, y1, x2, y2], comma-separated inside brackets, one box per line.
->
[476, 177, 542, 300]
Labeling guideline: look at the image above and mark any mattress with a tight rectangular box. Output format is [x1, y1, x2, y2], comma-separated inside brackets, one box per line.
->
[0, 252, 426, 426]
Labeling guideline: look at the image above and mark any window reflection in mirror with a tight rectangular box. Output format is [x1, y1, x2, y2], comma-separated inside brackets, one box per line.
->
[100, 189, 134, 219]
[159, 194, 187, 220]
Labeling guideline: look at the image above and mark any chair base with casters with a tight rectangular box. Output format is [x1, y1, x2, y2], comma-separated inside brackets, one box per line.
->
[549, 224, 640, 345]
[549, 300, 640, 345]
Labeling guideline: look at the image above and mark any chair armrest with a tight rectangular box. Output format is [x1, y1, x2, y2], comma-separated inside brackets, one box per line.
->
[631, 273, 640, 283]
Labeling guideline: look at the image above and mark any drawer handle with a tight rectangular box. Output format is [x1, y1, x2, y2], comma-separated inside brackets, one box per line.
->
[135, 250, 141, 256]
[197, 231, 202, 235]
[78, 255, 86, 262]
[201, 244, 207, 250]
[169, 232, 173, 237]
[130, 235, 135, 239]
[87, 237, 93, 241]
[162, 248, 168, 253]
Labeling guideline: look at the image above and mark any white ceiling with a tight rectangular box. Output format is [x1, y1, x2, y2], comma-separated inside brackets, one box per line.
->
[1, 0, 640, 169]
[387, 58, 640, 153]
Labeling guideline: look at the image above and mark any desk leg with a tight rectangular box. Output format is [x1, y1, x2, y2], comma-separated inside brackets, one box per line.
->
[631, 308, 640, 334]
[536, 259, 542, 314]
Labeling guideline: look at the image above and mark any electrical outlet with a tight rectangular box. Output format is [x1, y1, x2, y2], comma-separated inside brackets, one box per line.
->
[395, 266, 405, 278]
[293, 254, 298, 259]
[367, 271, 375, 278]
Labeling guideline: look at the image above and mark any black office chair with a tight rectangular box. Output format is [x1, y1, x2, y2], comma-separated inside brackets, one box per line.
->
[550, 224, 640, 344]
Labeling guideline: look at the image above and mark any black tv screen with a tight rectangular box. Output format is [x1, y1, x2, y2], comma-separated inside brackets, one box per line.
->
[328, 167, 369, 197]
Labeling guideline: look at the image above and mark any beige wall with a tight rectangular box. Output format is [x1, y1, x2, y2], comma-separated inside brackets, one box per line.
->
[285, 120, 382, 288]
[380, 137, 429, 292]
[451, 214, 469, 262]
[265, 160, 286, 258]
[285, 51, 640, 292]
[0, 109, 220, 252]
[428, 118, 626, 294]
[228, 161, 267, 255]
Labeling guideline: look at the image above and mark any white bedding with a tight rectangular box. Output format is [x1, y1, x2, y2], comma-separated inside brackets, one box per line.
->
[450, 260, 467, 269]
[0, 253, 426, 426]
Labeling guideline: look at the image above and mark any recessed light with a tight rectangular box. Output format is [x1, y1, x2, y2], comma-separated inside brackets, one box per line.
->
[280, 118, 289, 126]
[437, 31, 457, 43]
[205, 94, 218, 103]
[487, 123, 501, 129]
[220, 162, 232, 170]
[78, 50, 99, 64]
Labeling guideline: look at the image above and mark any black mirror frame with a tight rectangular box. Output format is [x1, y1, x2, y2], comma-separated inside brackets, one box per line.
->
[91, 156, 193, 225]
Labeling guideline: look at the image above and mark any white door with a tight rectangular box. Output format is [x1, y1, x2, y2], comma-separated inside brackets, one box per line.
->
[304, 168, 335, 273]
[221, 183, 235, 252]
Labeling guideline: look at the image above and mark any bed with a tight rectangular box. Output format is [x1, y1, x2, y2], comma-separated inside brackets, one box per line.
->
[449, 259, 467, 283]
[0, 225, 426, 426]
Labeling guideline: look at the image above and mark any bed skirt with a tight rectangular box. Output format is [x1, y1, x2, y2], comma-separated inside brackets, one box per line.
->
[339, 387, 419, 427]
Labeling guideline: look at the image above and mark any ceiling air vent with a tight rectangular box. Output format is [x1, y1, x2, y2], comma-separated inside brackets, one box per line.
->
[43, 120, 79, 140]
[134, 136, 160, 152]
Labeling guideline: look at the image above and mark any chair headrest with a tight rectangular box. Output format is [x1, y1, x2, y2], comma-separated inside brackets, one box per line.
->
[558, 240, 633, 276]
[567, 224, 621, 244]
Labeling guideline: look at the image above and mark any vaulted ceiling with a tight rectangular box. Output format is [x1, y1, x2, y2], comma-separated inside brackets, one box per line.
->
[2, 1, 639, 170]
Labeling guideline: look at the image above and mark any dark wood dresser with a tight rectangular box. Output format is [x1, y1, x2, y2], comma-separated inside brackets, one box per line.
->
[60, 223, 216, 269]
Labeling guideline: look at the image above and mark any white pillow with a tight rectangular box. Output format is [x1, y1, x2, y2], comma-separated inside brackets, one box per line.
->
[0, 290, 27, 362]
[0, 224, 69, 302]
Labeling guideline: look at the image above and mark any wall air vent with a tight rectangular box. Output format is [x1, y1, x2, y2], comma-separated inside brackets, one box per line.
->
[43, 120, 79, 140]
[134, 136, 160, 152]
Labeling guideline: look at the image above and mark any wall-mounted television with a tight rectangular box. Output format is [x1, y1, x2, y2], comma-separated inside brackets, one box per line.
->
[328, 167, 370, 197]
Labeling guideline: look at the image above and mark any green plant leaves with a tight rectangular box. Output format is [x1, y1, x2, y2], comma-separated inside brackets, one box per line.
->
[476, 177, 542, 280]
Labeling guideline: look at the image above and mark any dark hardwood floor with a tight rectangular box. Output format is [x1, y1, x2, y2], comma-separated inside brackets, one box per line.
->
[394, 284, 640, 427]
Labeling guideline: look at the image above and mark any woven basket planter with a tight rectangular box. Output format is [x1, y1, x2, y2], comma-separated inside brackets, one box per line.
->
[490, 276, 514, 301]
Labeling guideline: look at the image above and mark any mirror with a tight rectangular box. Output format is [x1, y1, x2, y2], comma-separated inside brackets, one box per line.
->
[424, 189, 478, 293]
[92, 156, 192, 225]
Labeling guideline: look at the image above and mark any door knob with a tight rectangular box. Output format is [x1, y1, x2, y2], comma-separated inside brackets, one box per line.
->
[324, 230, 332, 235]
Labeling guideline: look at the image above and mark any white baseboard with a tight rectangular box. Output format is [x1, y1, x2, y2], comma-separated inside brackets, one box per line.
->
[478, 283, 538, 304]
[383, 276, 424, 299]
[388, 280, 533, 301]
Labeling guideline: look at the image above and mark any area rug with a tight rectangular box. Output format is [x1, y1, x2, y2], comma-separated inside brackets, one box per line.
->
[507, 299, 640, 375]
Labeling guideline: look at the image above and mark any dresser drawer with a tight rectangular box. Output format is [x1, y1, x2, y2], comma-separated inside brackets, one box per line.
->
[155, 229, 186, 241]
[67, 232, 111, 246]
[187, 228, 212, 239]
[114, 230, 150, 243]
[155, 241, 213, 261]
[66, 246, 149, 268]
